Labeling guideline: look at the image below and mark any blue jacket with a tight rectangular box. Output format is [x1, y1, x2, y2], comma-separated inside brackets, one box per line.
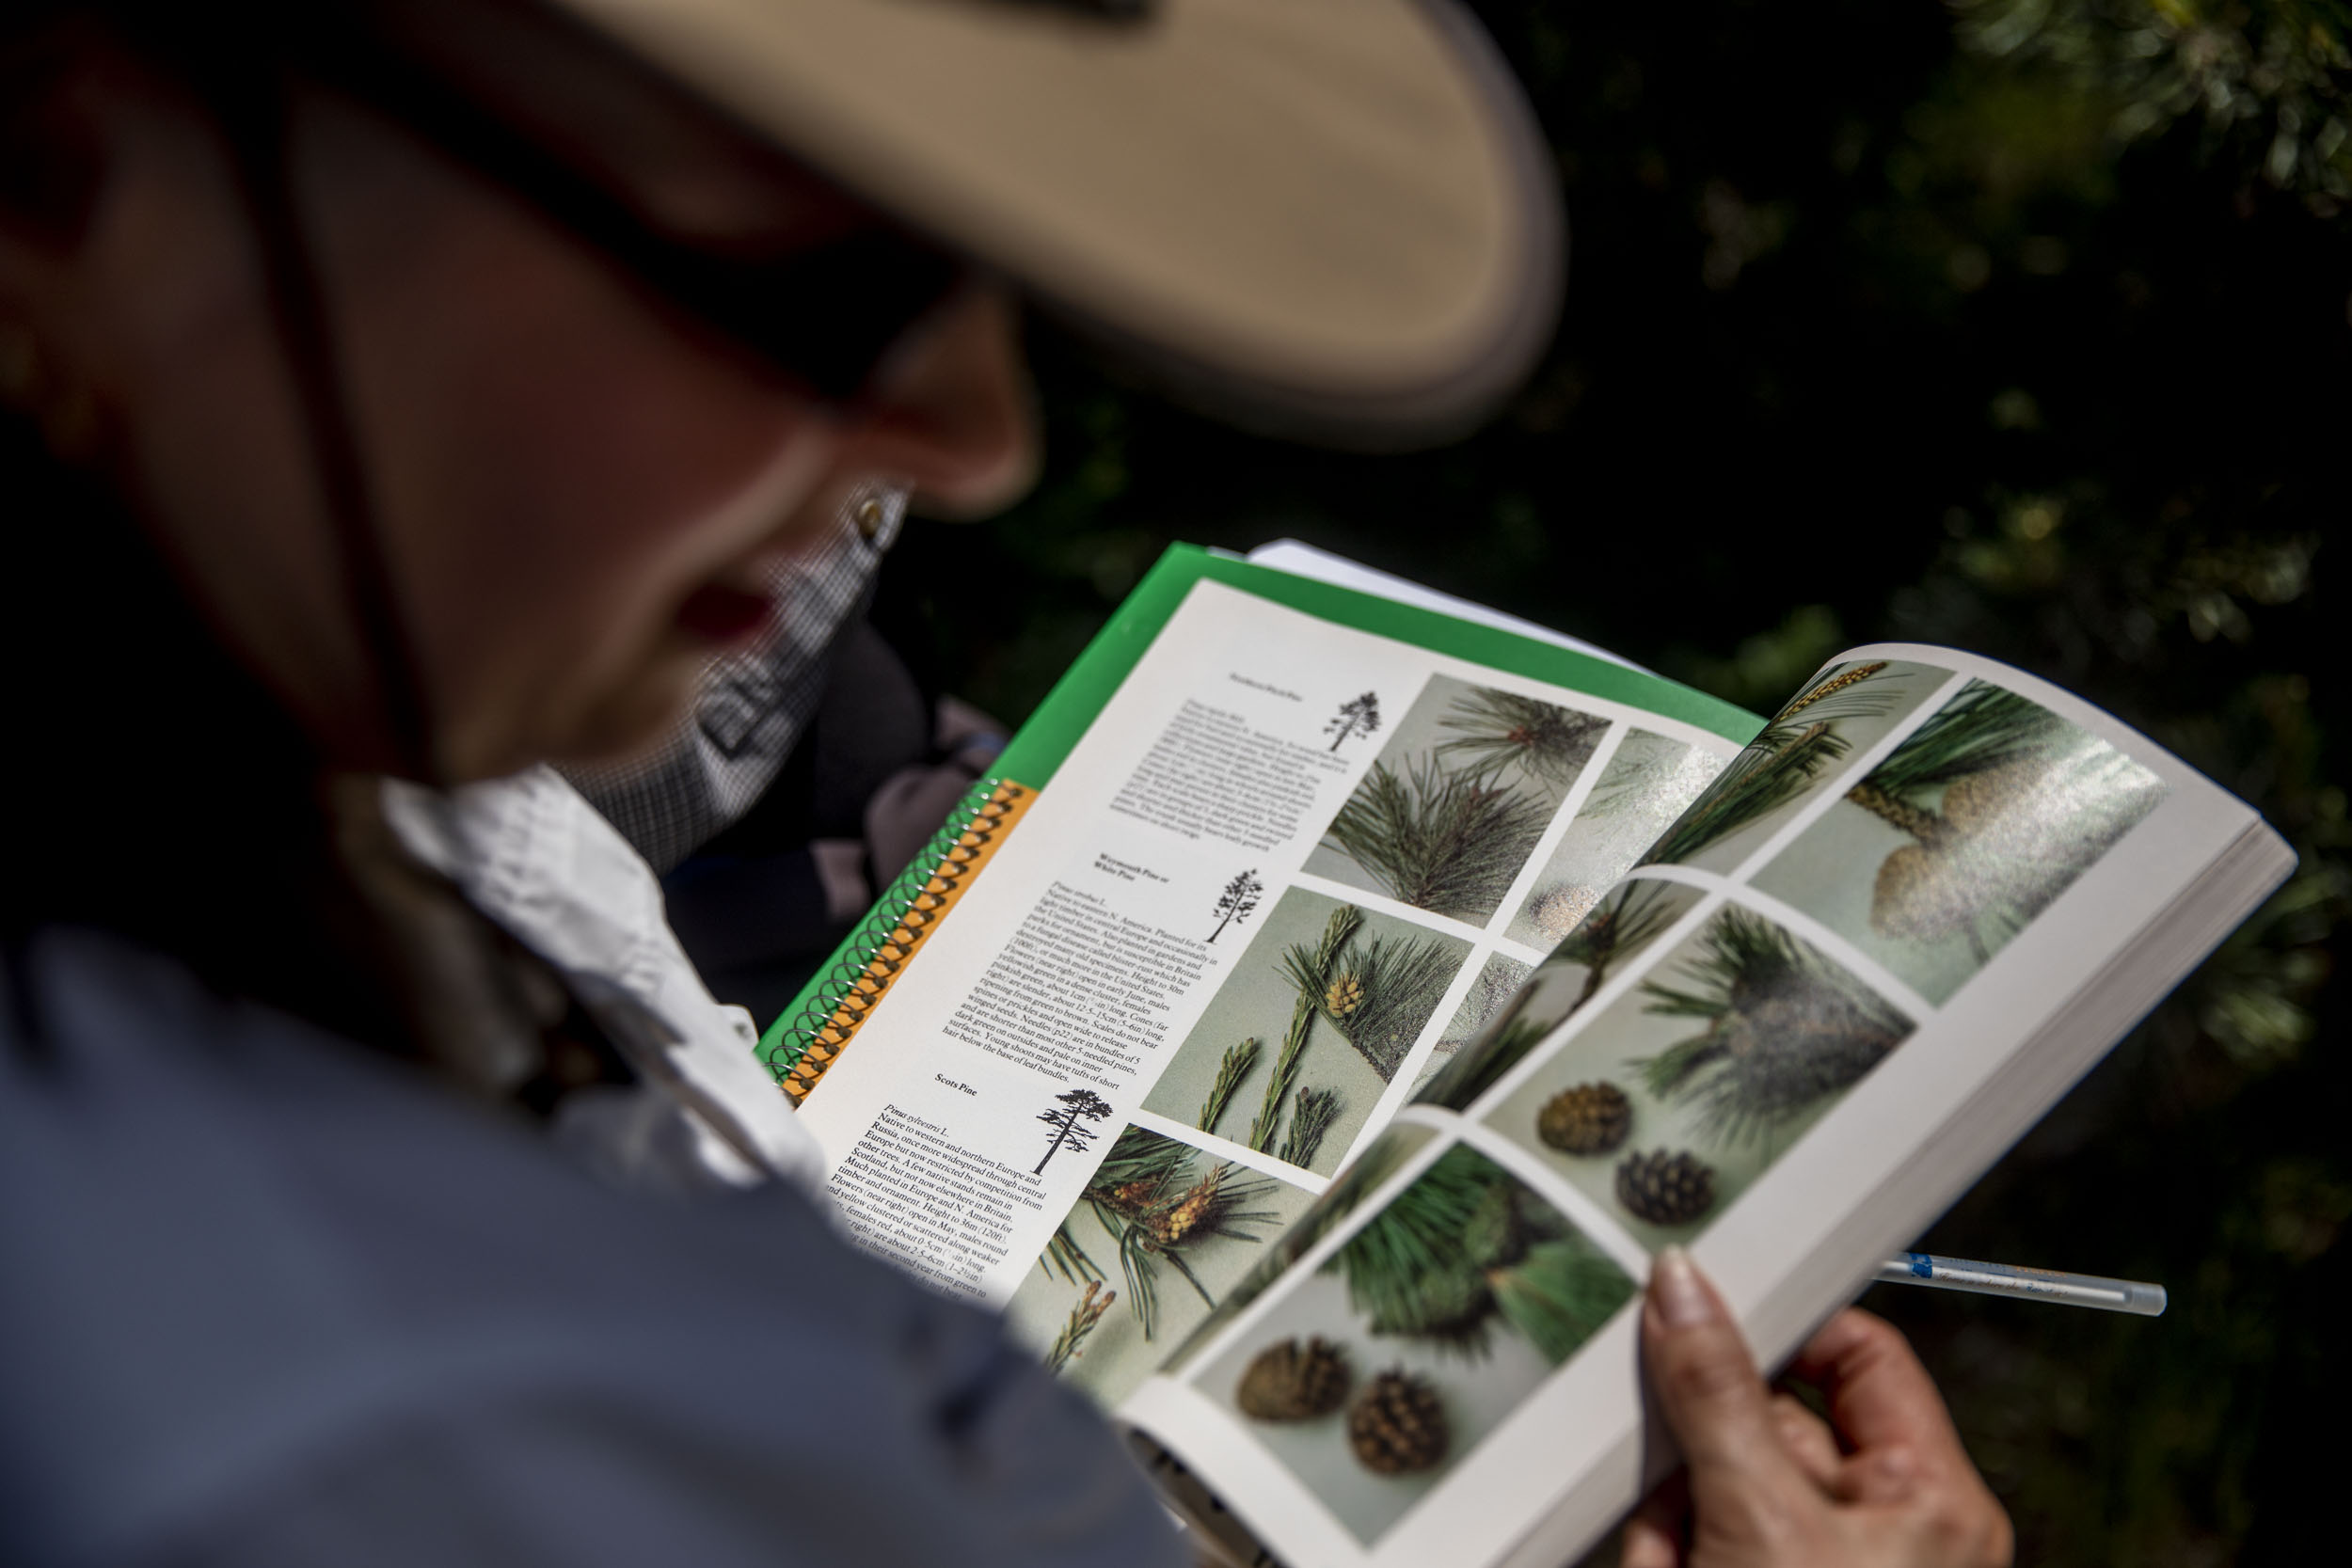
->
[0, 927, 1184, 1568]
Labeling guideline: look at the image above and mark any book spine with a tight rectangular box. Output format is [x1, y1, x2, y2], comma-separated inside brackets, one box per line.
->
[761, 776, 1038, 1103]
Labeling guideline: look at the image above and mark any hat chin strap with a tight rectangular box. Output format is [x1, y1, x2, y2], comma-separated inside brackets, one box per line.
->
[200, 44, 444, 788]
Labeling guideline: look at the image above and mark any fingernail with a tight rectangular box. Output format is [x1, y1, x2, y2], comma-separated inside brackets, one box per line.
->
[1651, 1246, 1718, 1328]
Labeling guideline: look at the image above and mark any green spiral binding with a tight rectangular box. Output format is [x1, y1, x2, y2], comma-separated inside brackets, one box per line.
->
[760, 774, 1008, 1086]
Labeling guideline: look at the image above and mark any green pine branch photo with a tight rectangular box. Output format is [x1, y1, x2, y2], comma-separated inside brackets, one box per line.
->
[1635, 909, 1913, 1145]
[1324, 756, 1551, 919]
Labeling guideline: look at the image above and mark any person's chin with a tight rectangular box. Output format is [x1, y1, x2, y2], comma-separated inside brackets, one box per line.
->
[541, 668, 707, 773]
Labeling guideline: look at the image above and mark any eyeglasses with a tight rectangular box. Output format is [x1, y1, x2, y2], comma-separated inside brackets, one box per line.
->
[153, 5, 972, 784]
[278, 15, 973, 405]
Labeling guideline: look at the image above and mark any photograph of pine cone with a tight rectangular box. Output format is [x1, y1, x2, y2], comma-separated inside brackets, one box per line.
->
[1487, 902, 1915, 1245]
[1193, 1141, 1636, 1544]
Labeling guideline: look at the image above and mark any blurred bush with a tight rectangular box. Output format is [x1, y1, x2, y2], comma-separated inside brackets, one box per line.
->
[874, 5, 2346, 1560]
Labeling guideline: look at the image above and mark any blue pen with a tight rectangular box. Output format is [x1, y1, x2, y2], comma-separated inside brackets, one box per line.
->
[1875, 1252, 2167, 1316]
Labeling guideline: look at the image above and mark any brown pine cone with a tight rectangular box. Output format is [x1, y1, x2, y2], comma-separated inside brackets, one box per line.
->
[1347, 1370, 1449, 1474]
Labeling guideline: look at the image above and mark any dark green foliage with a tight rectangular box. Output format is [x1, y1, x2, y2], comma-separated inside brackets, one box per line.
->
[1488, 1237, 1639, 1363]
[1072, 1127, 1285, 1341]
[1321, 1148, 1632, 1366]
[1324, 757, 1551, 919]
[1254, 907, 1361, 1152]
[1422, 1012, 1549, 1111]
[1326, 934, 1459, 1079]
[1638, 909, 1913, 1144]
[1644, 719, 1851, 864]
[1197, 1037, 1261, 1136]
[1434, 687, 1611, 789]
[1550, 879, 1692, 1009]
[1277, 1085, 1343, 1168]
[1865, 683, 2069, 800]
[1955, 0, 2352, 213]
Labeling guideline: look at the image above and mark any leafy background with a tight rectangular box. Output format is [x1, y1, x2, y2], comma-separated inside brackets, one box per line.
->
[868, 4, 2348, 1560]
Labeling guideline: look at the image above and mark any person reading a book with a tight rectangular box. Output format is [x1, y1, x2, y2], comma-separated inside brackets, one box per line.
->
[0, 2, 2008, 1564]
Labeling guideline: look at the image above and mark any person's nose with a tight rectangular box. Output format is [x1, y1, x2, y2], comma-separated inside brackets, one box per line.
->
[834, 280, 1036, 517]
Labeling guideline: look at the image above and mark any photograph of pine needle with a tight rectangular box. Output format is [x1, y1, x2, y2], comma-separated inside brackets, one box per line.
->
[1506, 728, 1724, 948]
[1007, 1122, 1317, 1407]
[1421, 879, 1706, 1114]
[1753, 680, 2170, 1005]
[1640, 659, 1945, 876]
[1489, 903, 1915, 1247]
[1304, 674, 1610, 924]
[1193, 1141, 1635, 1544]
[1141, 886, 1470, 1177]
[1161, 1121, 1440, 1381]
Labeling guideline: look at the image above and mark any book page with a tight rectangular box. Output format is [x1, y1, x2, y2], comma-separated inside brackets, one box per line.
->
[1119, 647, 2286, 1568]
[786, 577, 1748, 1403]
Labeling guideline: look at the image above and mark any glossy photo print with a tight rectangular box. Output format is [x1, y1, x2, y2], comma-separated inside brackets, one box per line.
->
[1506, 728, 1722, 946]
[1009, 1124, 1319, 1405]
[1191, 1143, 1635, 1544]
[1142, 887, 1470, 1176]
[1421, 879, 1708, 1113]
[1486, 903, 1915, 1248]
[1407, 952, 1534, 1095]
[1752, 680, 2169, 1004]
[1306, 673, 1611, 925]
[1641, 660, 1946, 876]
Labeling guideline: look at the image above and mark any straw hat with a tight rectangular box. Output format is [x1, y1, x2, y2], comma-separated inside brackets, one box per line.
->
[549, 0, 1563, 444]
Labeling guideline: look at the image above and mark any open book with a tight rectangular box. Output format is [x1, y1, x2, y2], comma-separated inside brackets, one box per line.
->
[755, 543, 2291, 1568]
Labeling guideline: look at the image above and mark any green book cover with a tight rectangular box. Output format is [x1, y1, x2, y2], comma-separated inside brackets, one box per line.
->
[756, 544, 1760, 1079]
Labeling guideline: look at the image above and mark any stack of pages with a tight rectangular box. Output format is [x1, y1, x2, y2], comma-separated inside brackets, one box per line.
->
[755, 542, 2292, 1568]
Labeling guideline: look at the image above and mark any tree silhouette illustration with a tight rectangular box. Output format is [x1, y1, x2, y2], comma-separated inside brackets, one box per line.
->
[1326, 691, 1382, 752]
[1034, 1088, 1115, 1175]
[1208, 868, 1263, 943]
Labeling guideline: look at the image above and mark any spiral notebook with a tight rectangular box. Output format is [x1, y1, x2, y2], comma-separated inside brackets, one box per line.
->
[754, 542, 2292, 1567]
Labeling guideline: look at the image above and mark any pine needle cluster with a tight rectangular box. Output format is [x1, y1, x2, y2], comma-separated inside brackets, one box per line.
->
[1636, 909, 1912, 1144]
[1277, 1085, 1343, 1168]
[1422, 1012, 1548, 1111]
[1644, 721, 1851, 864]
[1643, 661, 1911, 865]
[1487, 1237, 1640, 1363]
[1319, 934, 1458, 1078]
[1043, 1280, 1115, 1374]
[1326, 1144, 1632, 1364]
[1251, 907, 1361, 1152]
[1860, 682, 2066, 801]
[1435, 688, 1611, 790]
[1196, 1037, 1261, 1136]
[1325, 757, 1550, 919]
[1057, 1126, 1285, 1340]
[1549, 879, 1691, 1012]
[1848, 681, 2166, 953]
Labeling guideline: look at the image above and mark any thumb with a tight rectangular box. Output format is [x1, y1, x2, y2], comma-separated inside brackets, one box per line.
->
[1643, 1249, 1808, 1504]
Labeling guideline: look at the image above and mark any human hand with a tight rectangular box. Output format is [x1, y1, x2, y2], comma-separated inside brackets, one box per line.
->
[1622, 1248, 2012, 1568]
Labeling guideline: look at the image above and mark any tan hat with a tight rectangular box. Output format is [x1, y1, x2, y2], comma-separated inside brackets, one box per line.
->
[546, 0, 1562, 444]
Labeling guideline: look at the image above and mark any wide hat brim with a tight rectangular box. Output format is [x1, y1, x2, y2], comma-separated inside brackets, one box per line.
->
[548, 0, 1562, 445]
